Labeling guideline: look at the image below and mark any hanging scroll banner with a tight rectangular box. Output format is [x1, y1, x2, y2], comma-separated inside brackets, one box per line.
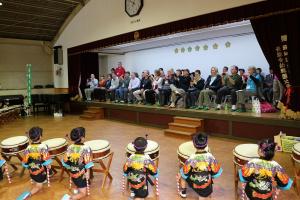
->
[26, 64, 32, 105]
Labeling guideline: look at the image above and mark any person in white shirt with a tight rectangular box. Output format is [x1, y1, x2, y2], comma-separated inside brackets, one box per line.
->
[128, 72, 141, 104]
[107, 73, 119, 101]
[84, 74, 98, 101]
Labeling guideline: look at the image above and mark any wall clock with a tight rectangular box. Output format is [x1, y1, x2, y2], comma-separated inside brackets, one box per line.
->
[125, 0, 143, 17]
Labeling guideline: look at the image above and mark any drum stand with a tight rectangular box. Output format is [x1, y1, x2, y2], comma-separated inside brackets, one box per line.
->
[91, 152, 114, 188]
[233, 160, 242, 200]
[1, 153, 26, 177]
[50, 155, 69, 181]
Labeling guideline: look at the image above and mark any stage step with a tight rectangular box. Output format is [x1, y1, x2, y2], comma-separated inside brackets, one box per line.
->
[80, 107, 104, 120]
[168, 122, 201, 133]
[164, 129, 193, 137]
[164, 116, 204, 137]
[173, 116, 203, 126]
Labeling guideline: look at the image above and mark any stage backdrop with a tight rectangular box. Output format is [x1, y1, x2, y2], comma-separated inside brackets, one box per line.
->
[105, 33, 269, 79]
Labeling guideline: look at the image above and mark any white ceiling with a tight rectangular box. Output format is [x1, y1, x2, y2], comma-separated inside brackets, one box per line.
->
[95, 20, 254, 55]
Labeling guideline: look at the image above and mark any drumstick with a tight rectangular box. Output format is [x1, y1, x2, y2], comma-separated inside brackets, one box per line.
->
[86, 173, 90, 196]
[31, 179, 34, 184]
[122, 174, 126, 194]
[47, 167, 50, 187]
[274, 188, 279, 200]
[69, 176, 72, 189]
[241, 183, 246, 200]
[4, 164, 11, 184]
[155, 177, 159, 196]
[176, 174, 180, 195]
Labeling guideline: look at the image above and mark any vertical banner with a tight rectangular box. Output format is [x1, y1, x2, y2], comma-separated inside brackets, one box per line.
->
[26, 64, 32, 105]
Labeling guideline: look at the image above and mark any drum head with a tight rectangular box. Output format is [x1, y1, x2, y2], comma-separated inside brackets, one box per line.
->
[293, 143, 300, 155]
[84, 140, 110, 152]
[0, 136, 29, 148]
[177, 141, 209, 159]
[126, 140, 159, 154]
[42, 138, 68, 150]
[233, 144, 259, 161]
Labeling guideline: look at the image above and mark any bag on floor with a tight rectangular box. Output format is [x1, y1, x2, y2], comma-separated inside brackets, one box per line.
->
[260, 101, 277, 113]
[145, 89, 156, 105]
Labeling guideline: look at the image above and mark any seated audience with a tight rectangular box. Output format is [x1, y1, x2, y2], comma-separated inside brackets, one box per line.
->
[107, 73, 119, 101]
[128, 72, 141, 104]
[159, 67, 165, 78]
[98, 74, 112, 102]
[186, 70, 205, 108]
[216, 65, 242, 110]
[222, 66, 229, 79]
[196, 67, 222, 110]
[169, 69, 191, 108]
[239, 68, 248, 89]
[115, 72, 130, 103]
[235, 66, 262, 112]
[158, 68, 177, 106]
[151, 69, 164, 94]
[263, 68, 274, 103]
[133, 70, 152, 104]
[84, 74, 98, 101]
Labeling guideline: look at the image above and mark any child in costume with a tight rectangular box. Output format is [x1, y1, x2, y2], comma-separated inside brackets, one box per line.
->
[239, 138, 293, 200]
[123, 137, 159, 200]
[178, 133, 222, 199]
[61, 127, 94, 200]
[17, 127, 52, 200]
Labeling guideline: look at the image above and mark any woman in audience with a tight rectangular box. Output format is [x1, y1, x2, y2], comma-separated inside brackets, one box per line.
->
[186, 70, 205, 109]
[234, 66, 262, 112]
[196, 67, 222, 110]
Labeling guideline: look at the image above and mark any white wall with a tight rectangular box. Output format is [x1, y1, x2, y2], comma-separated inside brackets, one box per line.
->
[106, 33, 269, 79]
[0, 38, 53, 90]
[55, 0, 263, 88]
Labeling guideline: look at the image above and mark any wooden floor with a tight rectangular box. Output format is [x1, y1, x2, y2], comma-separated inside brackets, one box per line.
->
[0, 115, 298, 200]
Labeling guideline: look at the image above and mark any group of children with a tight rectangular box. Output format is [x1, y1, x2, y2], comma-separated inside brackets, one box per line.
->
[0, 127, 293, 200]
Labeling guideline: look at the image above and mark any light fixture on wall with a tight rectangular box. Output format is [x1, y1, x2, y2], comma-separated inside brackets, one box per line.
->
[0, 2, 3, 6]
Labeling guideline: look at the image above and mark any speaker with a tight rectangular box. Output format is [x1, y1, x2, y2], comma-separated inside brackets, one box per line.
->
[54, 46, 63, 65]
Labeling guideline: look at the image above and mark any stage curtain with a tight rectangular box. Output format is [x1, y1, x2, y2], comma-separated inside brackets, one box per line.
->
[251, 11, 300, 119]
[68, 52, 99, 98]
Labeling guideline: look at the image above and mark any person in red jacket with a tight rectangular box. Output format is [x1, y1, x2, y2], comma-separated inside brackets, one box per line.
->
[115, 62, 126, 77]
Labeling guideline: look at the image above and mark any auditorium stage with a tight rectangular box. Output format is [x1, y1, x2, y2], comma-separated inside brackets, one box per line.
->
[71, 101, 300, 141]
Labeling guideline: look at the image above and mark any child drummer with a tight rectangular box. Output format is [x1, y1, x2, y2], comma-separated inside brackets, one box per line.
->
[239, 138, 293, 200]
[123, 137, 159, 200]
[178, 133, 223, 199]
[61, 127, 94, 200]
[17, 127, 52, 200]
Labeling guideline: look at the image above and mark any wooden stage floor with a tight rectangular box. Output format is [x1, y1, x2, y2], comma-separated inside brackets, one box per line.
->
[0, 115, 298, 200]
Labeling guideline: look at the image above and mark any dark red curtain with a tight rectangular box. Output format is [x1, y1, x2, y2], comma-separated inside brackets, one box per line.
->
[68, 52, 99, 97]
[251, 11, 300, 119]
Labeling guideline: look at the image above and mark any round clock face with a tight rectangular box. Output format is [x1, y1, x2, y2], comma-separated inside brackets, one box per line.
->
[125, 0, 143, 17]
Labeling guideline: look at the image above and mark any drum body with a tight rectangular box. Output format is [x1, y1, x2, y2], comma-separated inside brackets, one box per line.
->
[126, 140, 159, 161]
[42, 138, 68, 157]
[177, 141, 209, 165]
[85, 140, 111, 160]
[233, 144, 259, 166]
[0, 136, 29, 155]
[292, 143, 300, 163]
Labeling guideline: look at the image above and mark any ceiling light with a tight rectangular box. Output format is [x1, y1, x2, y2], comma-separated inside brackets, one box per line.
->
[0, 2, 2, 6]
